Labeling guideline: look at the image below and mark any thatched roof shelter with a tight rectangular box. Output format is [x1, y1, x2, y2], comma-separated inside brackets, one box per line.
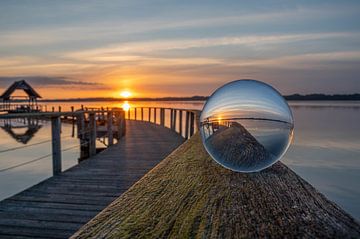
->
[0, 80, 41, 101]
[0, 80, 41, 112]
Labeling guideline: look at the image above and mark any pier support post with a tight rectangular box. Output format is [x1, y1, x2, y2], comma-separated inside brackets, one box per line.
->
[170, 109, 174, 129]
[107, 111, 113, 146]
[89, 113, 96, 156]
[179, 110, 183, 136]
[160, 108, 165, 126]
[185, 111, 190, 139]
[148, 108, 151, 122]
[154, 108, 157, 124]
[141, 108, 144, 121]
[173, 110, 177, 131]
[51, 116, 62, 175]
[190, 112, 195, 137]
[134, 108, 137, 120]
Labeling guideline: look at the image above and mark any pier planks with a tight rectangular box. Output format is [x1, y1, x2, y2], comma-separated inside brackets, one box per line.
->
[0, 120, 184, 239]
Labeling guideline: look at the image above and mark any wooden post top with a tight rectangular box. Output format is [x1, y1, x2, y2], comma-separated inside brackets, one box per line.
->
[72, 133, 360, 238]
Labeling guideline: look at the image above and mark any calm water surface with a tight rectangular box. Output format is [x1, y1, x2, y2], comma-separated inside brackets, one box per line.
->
[0, 101, 359, 220]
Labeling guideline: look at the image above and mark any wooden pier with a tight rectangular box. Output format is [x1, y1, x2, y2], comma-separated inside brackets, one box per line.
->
[0, 120, 184, 238]
[72, 133, 360, 238]
[1, 106, 359, 238]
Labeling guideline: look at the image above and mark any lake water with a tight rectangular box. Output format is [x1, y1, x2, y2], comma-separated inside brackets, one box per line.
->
[0, 100, 359, 221]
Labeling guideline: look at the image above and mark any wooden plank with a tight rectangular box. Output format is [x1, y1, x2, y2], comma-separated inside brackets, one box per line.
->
[0, 120, 184, 239]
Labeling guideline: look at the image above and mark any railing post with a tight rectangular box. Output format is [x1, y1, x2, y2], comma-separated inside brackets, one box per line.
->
[148, 107, 151, 122]
[116, 110, 123, 139]
[134, 108, 137, 120]
[154, 108, 157, 124]
[107, 110, 113, 146]
[194, 111, 200, 133]
[51, 116, 62, 176]
[141, 107, 144, 121]
[127, 109, 130, 119]
[173, 110, 177, 131]
[89, 113, 96, 156]
[185, 111, 190, 139]
[190, 112, 195, 137]
[160, 108, 165, 126]
[179, 110, 183, 136]
[170, 109, 174, 129]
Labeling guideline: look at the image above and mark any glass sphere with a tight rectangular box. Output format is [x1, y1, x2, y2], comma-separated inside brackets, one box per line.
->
[200, 80, 294, 173]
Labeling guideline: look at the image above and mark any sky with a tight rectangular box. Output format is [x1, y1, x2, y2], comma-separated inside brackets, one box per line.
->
[0, 0, 359, 99]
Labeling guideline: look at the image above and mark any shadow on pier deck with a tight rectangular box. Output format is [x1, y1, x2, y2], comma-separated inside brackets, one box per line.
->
[0, 120, 184, 239]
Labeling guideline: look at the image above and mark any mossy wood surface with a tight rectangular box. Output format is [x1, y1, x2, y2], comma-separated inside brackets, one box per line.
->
[72, 134, 360, 238]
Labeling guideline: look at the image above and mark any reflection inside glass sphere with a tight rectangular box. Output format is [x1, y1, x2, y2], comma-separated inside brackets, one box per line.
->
[200, 80, 294, 173]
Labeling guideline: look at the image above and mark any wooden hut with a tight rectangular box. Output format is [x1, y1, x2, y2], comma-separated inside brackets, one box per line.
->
[0, 80, 41, 113]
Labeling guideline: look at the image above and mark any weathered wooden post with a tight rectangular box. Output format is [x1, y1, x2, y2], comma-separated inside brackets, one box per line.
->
[190, 112, 195, 137]
[134, 108, 137, 120]
[107, 110, 113, 146]
[127, 109, 130, 119]
[141, 107, 144, 121]
[52, 106, 55, 112]
[148, 107, 151, 122]
[71, 106, 75, 137]
[51, 116, 62, 175]
[160, 108, 165, 126]
[89, 113, 96, 156]
[173, 110, 177, 131]
[179, 110, 183, 136]
[58, 106, 61, 112]
[115, 110, 123, 140]
[185, 111, 190, 139]
[170, 109, 174, 129]
[194, 111, 200, 133]
[154, 108, 157, 124]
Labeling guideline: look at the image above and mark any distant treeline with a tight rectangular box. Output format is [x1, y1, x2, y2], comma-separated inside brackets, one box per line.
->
[284, 94, 360, 101]
[4, 94, 360, 102]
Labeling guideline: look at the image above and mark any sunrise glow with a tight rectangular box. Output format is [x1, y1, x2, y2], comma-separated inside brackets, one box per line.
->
[120, 91, 132, 98]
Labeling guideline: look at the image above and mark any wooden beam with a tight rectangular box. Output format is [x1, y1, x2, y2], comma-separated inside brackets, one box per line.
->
[185, 111, 190, 139]
[189, 112, 195, 137]
[89, 113, 96, 156]
[51, 116, 62, 176]
[179, 110, 183, 136]
[107, 111, 113, 146]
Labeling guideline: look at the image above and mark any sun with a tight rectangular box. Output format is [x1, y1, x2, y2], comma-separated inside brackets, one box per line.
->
[120, 90, 132, 98]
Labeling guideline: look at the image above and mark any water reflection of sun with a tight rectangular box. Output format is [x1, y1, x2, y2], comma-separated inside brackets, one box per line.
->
[122, 101, 131, 111]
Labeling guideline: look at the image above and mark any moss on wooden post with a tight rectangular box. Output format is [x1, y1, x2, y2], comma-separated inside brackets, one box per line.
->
[72, 134, 360, 238]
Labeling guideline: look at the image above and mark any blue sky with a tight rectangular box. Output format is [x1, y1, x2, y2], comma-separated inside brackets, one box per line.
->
[0, 0, 359, 98]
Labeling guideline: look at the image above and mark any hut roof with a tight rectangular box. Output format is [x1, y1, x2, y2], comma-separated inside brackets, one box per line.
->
[0, 80, 41, 100]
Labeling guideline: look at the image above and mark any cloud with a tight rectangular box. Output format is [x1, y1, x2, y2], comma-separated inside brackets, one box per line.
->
[0, 76, 103, 88]
[64, 32, 360, 61]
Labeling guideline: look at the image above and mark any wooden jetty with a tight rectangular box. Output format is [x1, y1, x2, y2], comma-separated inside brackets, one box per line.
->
[1, 106, 359, 238]
[72, 134, 360, 238]
[0, 107, 198, 238]
[0, 120, 184, 238]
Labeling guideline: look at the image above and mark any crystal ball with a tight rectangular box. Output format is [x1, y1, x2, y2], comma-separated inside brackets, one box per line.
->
[200, 80, 294, 173]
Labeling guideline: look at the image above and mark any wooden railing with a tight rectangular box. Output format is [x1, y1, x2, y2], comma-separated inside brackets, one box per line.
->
[0, 109, 126, 175]
[126, 107, 200, 139]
